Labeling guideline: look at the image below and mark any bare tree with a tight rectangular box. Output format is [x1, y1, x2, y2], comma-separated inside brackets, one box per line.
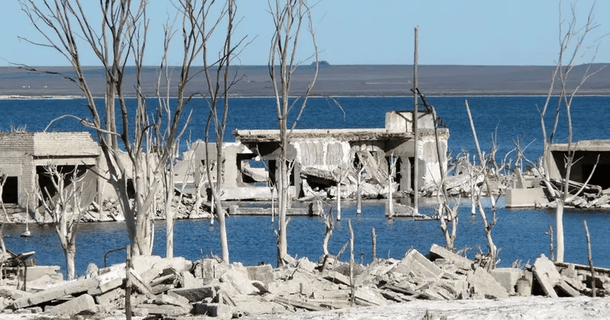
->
[20, 0, 205, 257]
[197, 0, 244, 263]
[268, 0, 319, 266]
[537, 2, 604, 262]
[36, 164, 88, 280]
[0, 173, 10, 259]
[414, 89, 458, 251]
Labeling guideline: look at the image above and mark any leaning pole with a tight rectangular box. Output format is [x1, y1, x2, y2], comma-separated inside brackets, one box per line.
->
[413, 26, 419, 215]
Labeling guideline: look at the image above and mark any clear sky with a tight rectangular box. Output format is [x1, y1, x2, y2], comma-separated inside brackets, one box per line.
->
[2, 0, 608, 67]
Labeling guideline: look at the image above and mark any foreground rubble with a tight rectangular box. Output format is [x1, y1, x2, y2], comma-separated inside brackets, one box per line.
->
[0, 244, 607, 319]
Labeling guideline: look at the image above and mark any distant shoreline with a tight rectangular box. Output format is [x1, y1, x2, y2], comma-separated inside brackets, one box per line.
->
[3, 64, 610, 97]
[2, 93, 610, 100]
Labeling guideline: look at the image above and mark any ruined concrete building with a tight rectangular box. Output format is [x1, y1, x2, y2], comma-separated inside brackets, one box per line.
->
[0, 132, 99, 216]
[546, 139, 610, 189]
[181, 110, 449, 201]
[506, 139, 610, 208]
[0, 110, 450, 217]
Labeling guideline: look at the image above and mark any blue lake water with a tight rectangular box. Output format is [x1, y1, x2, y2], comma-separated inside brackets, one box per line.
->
[1, 96, 610, 276]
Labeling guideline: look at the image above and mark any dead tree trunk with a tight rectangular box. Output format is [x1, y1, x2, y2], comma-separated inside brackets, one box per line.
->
[537, 2, 604, 263]
[21, 0, 204, 257]
[583, 220, 595, 297]
[268, 0, 319, 266]
[322, 207, 334, 256]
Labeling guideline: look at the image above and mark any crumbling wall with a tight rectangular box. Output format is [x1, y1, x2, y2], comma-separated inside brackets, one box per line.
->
[0, 133, 35, 210]
[420, 134, 448, 187]
[293, 140, 351, 170]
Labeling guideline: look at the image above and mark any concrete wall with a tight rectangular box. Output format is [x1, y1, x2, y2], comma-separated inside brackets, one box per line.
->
[0, 133, 35, 209]
[0, 132, 101, 214]
[385, 111, 436, 132]
[293, 140, 351, 170]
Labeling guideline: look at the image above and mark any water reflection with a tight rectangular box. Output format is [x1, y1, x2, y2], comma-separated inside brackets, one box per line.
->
[2, 200, 609, 278]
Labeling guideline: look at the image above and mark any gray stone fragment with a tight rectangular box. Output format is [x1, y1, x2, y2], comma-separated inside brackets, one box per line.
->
[429, 244, 473, 270]
[247, 264, 274, 285]
[391, 249, 443, 279]
[533, 254, 560, 298]
[467, 267, 509, 299]
[45, 294, 96, 317]
[490, 268, 523, 294]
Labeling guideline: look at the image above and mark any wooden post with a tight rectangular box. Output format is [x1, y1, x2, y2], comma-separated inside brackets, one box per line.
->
[125, 246, 132, 320]
[337, 167, 342, 221]
[548, 224, 554, 261]
[464, 100, 496, 208]
[388, 156, 395, 217]
[583, 220, 596, 297]
[348, 220, 355, 306]
[413, 26, 419, 215]
[357, 167, 363, 214]
[371, 228, 376, 262]
[210, 189, 215, 226]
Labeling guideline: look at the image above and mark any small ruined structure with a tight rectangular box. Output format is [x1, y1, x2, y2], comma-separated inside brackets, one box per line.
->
[230, 110, 449, 201]
[547, 139, 610, 189]
[0, 132, 99, 217]
[506, 139, 610, 208]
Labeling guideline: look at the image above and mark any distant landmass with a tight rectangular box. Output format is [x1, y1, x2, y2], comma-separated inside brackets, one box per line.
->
[0, 64, 609, 97]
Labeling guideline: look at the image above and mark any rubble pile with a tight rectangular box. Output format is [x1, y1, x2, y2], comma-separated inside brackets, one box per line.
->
[299, 149, 399, 202]
[539, 178, 610, 209]
[0, 245, 606, 319]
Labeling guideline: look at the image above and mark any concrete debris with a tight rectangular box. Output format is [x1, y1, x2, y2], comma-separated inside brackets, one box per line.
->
[0, 249, 605, 318]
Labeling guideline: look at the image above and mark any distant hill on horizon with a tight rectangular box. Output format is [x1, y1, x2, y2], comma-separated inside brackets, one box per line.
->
[1, 64, 609, 97]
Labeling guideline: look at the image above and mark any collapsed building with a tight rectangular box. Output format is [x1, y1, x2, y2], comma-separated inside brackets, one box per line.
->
[180, 110, 450, 203]
[0, 110, 450, 218]
[0, 132, 100, 219]
[506, 139, 610, 208]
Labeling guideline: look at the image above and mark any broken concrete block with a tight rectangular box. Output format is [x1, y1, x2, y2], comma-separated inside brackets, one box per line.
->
[438, 279, 468, 299]
[562, 274, 585, 291]
[354, 286, 387, 306]
[129, 268, 155, 298]
[169, 285, 219, 302]
[559, 263, 578, 279]
[490, 268, 522, 294]
[45, 293, 96, 317]
[194, 259, 229, 283]
[556, 279, 582, 297]
[154, 293, 191, 309]
[429, 244, 473, 270]
[86, 263, 99, 278]
[94, 286, 123, 305]
[323, 270, 350, 286]
[88, 277, 124, 296]
[247, 264, 274, 285]
[181, 270, 199, 289]
[391, 249, 443, 279]
[12, 278, 98, 309]
[294, 257, 317, 273]
[89, 264, 126, 296]
[0, 285, 32, 300]
[134, 304, 191, 316]
[221, 265, 257, 295]
[533, 254, 560, 298]
[193, 302, 233, 319]
[26, 265, 62, 282]
[150, 257, 193, 280]
[132, 255, 164, 278]
[321, 255, 339, 272]
[467, 267, 509, 299]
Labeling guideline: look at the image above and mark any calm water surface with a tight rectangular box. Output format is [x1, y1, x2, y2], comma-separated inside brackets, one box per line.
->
[1, 96, 610, 276]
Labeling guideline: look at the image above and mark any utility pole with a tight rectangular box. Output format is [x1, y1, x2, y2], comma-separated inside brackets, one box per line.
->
[413, 26, 419, 215]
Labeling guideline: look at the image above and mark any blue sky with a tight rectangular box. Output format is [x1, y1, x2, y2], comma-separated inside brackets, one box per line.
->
[2, 0, 608, 66]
